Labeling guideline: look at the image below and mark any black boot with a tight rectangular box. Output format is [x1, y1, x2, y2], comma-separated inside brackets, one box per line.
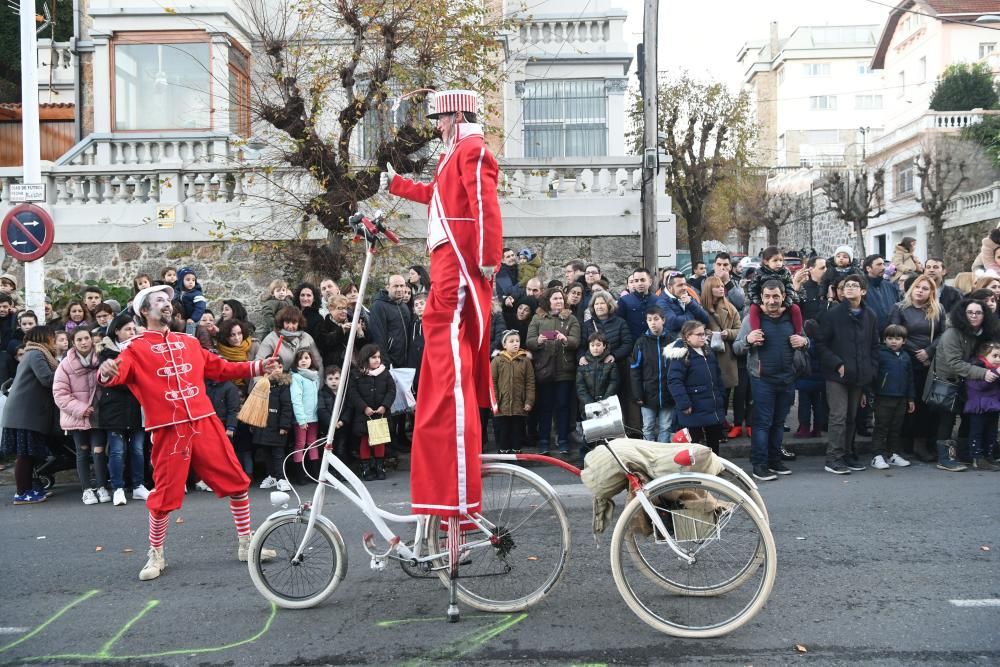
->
[374, 459, 386, 480]
[936, 440, 968, 472]
[360, 461, 374, 481]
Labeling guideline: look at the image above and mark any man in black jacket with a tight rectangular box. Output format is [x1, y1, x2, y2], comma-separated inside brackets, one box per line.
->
[368, 274, 412, 369]
[923, 258, 963, 316]
[816, 274, 880, 475]
[0, 294, 18, 383]
[495, 248, 523, 309]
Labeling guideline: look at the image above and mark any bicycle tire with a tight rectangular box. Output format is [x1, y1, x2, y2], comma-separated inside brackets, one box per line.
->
[425, 463, 570, 612]
[248, 510, 348, 610]
[717, 459, 769, 524]
[610, 475, 777, 638]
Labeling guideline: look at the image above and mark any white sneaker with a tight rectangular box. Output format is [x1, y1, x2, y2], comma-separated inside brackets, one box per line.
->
[82, 488, 99, 505]
[132, 485, 150, 500]
[259, 476, 277, 489]
[887, 453, 911, 467]
[276, 479, 292, 492]
[871, 455, 890, 470]
[194, 480, 213, 492]
[113, 488, 127, 506]
[96, 487, 112, 503]
[139, 547, 166, 581]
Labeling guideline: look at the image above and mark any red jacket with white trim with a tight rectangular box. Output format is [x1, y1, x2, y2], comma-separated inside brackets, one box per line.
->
[389, 123, 502, 268]
[100, 329, 263, 430]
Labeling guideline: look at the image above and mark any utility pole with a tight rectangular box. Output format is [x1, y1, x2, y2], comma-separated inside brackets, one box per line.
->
[19, 0, 46, 322]
[640, 0, 658, 271]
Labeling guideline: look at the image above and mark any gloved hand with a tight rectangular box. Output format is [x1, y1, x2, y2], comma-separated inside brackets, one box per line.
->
[480, 265, 496, 280]
[379, 163, 398, 192]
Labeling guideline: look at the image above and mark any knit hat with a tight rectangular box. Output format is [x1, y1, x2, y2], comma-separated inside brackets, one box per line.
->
[0, 273, 16, 288]
[517, 248, 535, 261]
[104, 299, 122, 315]
[501, 329, 521, 345]
[833, 245, 854, 261]
[176, 267, 197, 287]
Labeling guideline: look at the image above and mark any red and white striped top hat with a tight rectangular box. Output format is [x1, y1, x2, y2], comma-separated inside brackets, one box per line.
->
[427, 89, 480, 118]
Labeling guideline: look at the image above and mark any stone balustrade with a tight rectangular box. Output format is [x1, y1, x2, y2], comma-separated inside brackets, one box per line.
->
[37, 40, 75, 88]
[57, 132, 238, 167]
[870, 110, 999, 156]
[517, 18, 611, 44]
[497, 157, 642, 197]
[944, 183, 1000, 219]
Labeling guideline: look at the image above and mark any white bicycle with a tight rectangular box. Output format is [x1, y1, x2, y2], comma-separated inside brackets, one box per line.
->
[246, 213, 570, 621]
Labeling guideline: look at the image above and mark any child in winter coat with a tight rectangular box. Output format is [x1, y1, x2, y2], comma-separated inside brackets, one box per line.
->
[963, 341, 1000, 470]
[576, 332, 619, 406]
[318, 365, 350, 464]
[517, 248, 542, 288]
[193, 376, 241, 492]
[629, 306, 674, 443]
[52, 328, 108, 504]
[252, 366, 293, 491]
[259, 279, 294, 334]
[491, 331, 535, 454]
[175, 267, 208, 335]
[665, 320, 726, 454]
[870, 324, 914, 470]
[289, 348, 321, 482]
[349, 343, 396, 481]
[746, 246, 803, 335]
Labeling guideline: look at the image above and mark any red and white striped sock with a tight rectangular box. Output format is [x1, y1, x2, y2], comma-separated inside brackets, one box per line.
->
[148, 511, 169, 548]
[229, 491, 251, 537]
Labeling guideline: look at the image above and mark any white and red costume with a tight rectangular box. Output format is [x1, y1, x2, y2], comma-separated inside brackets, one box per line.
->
[102, 328, 264, 515]
[390, 96, 502, 517]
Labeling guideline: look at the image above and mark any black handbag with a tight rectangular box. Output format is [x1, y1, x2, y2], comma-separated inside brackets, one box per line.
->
[926, 376, 963, 413]
[792, 347, 811, 379]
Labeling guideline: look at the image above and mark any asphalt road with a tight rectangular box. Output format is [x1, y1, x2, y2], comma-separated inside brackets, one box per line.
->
[1, 459, 999, 666]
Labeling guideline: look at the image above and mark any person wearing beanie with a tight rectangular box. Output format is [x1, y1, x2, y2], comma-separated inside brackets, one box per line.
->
[174, 267, 207, 335]
[0, 273, 22, 307]
[821, 245, 858, 297]
[98, 285, 281, 580]
[517, 248, 542, 288]
[379, 89, 502, 518]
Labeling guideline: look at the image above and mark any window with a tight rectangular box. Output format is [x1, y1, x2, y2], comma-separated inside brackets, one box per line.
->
[522, 80, 607, 158]
[918, 56, 927, 83]
[981, 43, 997, 59]
[857, 62, 874, 75]
[803, 63, 831, 77]
[228, 44, 251, 138]
[897, 70, 906, 98]
[895, 164, 914, 196]
[855, 95, 883, 110]
[809, 95, 837, 110]
[806, 129, 839, 144]
[113, 32, 212, 131]
[358, 82, 415, 161]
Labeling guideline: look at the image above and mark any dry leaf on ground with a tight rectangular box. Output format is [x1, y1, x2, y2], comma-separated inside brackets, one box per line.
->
[795, 644, 808, 653]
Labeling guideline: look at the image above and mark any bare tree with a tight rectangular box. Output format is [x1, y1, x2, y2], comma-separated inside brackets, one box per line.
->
[232, 0, 511, 276]
[915, 144, 969, 259]
[821, 168, 886, 258]
[746, 190, 796, 247]
[628, 72, 757, 264]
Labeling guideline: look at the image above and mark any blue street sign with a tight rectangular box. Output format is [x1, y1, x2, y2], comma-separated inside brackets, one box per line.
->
[2, 204, 54, 262]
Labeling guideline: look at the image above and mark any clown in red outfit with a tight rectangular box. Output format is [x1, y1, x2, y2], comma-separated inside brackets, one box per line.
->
[380, 89, 502, 517]
[98, 285, 281, 581]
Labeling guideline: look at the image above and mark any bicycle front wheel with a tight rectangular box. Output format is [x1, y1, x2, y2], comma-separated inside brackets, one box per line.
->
[426, 463, 571, 612]
[610, 475, 777, 638]
[248, 511, 348, 610]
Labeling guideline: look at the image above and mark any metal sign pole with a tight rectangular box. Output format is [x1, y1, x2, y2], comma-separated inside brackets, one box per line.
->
[20, 0, 45, 322]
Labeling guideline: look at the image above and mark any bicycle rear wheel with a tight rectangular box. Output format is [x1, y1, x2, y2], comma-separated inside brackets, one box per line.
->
[248, 510, 348, 610]
[610, 475, 776, 638]
[426, 463, 570, 612]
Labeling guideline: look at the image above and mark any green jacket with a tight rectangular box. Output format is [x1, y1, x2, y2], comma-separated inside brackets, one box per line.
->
[924, 325, 989, 401]
[526, 309, 581, 383]
[491, 350, 536, 416]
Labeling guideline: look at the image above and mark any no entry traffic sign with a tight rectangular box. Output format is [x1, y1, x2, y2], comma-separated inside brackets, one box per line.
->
[2, 204, 55, 262]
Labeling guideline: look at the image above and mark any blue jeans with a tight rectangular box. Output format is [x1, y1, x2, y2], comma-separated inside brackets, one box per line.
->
[107, 430, 145, 490]
[640, 406, 674, 443]
[535, 380, 573, 449]
[749, 378, 795, 465]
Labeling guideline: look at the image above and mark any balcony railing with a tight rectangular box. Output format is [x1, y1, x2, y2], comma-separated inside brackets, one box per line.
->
[944, 183, 1000, 217]
[57, 132, 238, 168]
[497, 157, 641, 198]
[37, 40, 75, 89]
[869, 110, 1000, 155]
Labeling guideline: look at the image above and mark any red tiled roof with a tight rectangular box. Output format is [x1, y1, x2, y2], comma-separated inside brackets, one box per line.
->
[872, 0, 1000, 69]
[0, 102, 75, 120]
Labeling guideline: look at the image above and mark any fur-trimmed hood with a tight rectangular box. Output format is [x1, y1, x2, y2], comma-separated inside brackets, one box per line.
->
[664, 339, 689, 361]
[268, 371, 292, 386]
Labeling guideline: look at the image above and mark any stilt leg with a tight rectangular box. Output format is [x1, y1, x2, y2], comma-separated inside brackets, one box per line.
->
[447, 515, 460, 623]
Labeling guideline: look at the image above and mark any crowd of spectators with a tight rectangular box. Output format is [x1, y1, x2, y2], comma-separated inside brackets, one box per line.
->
[4, 229, 1000, 504]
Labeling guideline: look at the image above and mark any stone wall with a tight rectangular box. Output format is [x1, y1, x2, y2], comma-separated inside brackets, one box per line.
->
[1, 233, 643, 324]
[942, 218, 1000, 273]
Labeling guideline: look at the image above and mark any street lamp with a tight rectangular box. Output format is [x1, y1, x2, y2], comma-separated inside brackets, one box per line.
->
[858, 126, 871, 163]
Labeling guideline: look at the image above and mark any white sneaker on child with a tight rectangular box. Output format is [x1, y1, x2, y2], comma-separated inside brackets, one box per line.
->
[132, 485, 150, 500]
[887, 453, 911, 467]
[82, 488, 98, 505]
[194, 480, 213, 492]
[96, 487, 112, 503]
[871, 455, 890, 470]
[276, 479, 292, 492]
[113, 488, 127, 506]
[259, 476, 277, 489]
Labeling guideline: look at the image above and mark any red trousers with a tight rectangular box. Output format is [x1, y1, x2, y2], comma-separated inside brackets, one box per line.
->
[410, 243, 494, 516]
[145, 417, 250, 515]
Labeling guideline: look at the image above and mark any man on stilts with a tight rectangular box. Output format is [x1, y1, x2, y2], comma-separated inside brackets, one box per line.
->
[98, 285, 281, 581]
[380, 89, 502, 518]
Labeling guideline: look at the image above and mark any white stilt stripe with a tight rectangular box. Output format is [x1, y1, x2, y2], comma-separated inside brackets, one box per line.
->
[949, 599, 1000, 607]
